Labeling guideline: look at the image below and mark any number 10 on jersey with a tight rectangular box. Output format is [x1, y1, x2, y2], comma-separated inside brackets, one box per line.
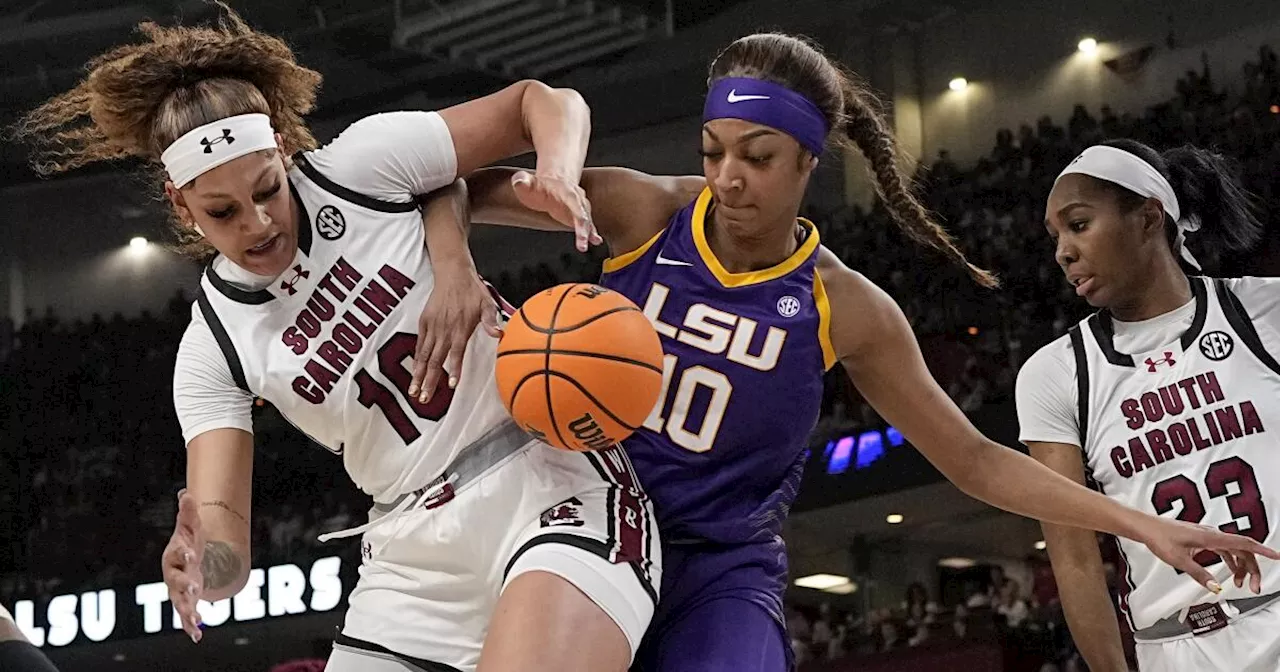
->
[642, 354, 733, 453]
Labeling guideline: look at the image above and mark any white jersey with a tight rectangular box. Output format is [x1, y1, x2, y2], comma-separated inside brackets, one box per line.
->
[1017, 276, 1280, 631]
[173, 111, 514, 502]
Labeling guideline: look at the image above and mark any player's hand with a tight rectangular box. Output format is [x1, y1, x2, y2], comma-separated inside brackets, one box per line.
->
[409, 265, 502, 403]
[162, 489, 205, 643]
[1140, 516, 1280, 595]
[510, 170, 601, 252]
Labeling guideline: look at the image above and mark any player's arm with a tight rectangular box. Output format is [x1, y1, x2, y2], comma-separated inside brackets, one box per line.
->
[406, 168, 701, 397]
[1027, 442, 1128, 672]
[306, 80, 597, 249]
[465, 166, 704, 257]
[165, 322, 256, 642]
[184, 430, 254, 600]
[1013, 343, 1129, 672]
[437, 80, 599, 251]
[818, 252, 1280, 586]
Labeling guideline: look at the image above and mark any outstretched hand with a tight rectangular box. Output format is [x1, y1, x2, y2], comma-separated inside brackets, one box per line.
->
[510, 170, 602, 252]
[409, 268, 503, 403]
[161, 489, 205, 643]
[1140, 516, 1280, 595]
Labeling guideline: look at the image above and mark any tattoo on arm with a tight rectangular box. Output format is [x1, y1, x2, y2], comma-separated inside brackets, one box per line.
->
[200, 541, 245, 591]
[200, 500, 249, 526]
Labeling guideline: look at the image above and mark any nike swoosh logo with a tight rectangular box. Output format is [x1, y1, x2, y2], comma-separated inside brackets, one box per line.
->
[727, 90, 770, 103]
[655, 255, 693, 267]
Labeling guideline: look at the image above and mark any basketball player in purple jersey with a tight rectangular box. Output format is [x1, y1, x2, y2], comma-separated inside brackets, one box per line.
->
[413, 34, 1279, 671]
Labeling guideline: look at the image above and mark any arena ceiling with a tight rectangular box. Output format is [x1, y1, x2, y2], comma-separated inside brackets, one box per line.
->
[0, 0, 763, 188]
[0, 0, 1003, 190]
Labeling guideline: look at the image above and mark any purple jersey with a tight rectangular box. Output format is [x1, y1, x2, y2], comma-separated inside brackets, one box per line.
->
[599, 187, 835, 545]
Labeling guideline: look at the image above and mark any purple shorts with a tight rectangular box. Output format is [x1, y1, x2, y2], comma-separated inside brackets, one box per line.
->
[633, 538, 793, 672]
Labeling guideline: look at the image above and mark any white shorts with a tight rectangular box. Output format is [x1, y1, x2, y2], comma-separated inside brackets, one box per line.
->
[326, 438, 661, 672]
[1135, 597, 1280, 672]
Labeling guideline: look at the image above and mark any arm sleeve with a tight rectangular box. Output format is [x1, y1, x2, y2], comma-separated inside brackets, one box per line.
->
[1222, 276, 1280, 354]
[173, 317, 254, 445]
[303, 111, 460, 201]
[1015, 337, 1082, 447]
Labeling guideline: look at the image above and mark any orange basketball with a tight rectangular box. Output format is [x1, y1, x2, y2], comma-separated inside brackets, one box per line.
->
[496, 283, 665, 452]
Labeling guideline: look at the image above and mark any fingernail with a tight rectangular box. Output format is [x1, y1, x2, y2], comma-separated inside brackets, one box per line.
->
[188, 584, 198, 596]
[183, 551, 192, 564]
[1208, 581, 1222, 594]
[448, 376, 458, 389]
[407, 384, 418, 396]
[191, 633, 198, 644]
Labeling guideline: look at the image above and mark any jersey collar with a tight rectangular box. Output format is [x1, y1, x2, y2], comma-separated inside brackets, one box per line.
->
[1088, 276, 1209, 367]
[691, 187, 820, 288]
[205, 178, 314, 305]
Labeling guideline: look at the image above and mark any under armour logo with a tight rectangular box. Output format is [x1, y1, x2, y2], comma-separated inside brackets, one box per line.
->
[200, 129, 235, 154]
[279, 264, 310, 296]
[1145, 351, 1177, 372]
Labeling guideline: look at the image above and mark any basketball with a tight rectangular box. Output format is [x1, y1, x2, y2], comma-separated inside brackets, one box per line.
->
[496, 283, 665, 452]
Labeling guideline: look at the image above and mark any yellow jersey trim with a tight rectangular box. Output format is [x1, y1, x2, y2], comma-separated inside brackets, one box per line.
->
[691, 187, 821, 288]
[602, 226, 666, 274]
[813, 269, 837, 371]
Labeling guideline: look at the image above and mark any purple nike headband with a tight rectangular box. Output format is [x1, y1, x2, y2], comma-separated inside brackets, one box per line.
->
[703, 77, 830, 155]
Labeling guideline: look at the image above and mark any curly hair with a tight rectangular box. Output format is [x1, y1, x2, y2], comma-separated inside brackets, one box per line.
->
[708, 33, 998, 288]
[13, 2, 323, 259]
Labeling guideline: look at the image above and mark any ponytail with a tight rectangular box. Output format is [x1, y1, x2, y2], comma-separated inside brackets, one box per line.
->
[1162, 145, 1262, 255]
[706, 32, 997, 288]
[835, 71, 999, 288]
[1100, 139, 1262, 262]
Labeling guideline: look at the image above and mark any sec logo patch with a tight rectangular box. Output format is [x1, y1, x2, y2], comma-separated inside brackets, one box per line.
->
[1199, 330, 1234, 361]
[316, 205, 346, 241]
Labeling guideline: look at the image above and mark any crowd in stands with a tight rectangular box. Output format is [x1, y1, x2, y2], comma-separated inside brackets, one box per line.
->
[784, 551, 1133, 671]
[1, 42, 1277, 671]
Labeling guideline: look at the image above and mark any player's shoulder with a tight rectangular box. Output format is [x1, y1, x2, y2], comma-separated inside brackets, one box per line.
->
[814, 246, 859, 288]
[176, 301, 218, 358]
[581, 168, 704, 256]
[1216, 276, 1280, 312]
[814, 247, 881, 310]
[298, 110, 455, 202]
[318, 111, 448, 157]
[1017, 332, 1076, 390]
[813, 248, 911, 362]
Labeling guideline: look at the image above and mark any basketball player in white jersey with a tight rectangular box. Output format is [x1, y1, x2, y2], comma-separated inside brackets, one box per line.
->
[1018, 139, 1280, 671]
[16, 8, 657, 672]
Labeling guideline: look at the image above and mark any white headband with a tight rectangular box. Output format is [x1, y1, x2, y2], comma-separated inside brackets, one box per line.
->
[160, 113, 278, 188]
[1056, 145, 1202, 270]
